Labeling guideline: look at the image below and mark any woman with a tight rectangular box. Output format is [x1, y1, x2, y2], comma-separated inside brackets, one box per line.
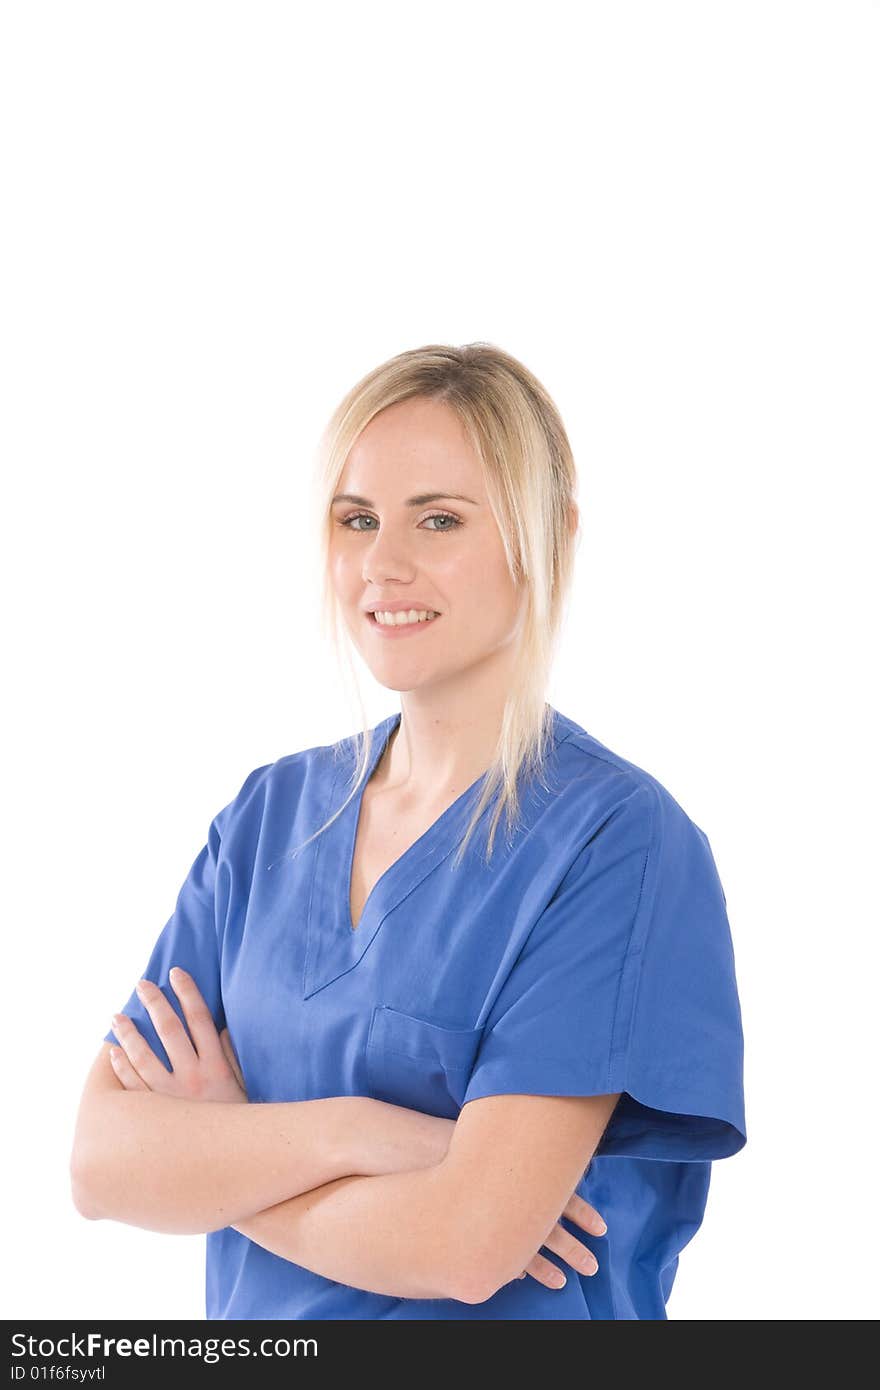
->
[72, 342, 747, 1320]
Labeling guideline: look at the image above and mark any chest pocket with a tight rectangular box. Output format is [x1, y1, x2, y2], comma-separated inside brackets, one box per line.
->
[366, 1004, 485, 1119]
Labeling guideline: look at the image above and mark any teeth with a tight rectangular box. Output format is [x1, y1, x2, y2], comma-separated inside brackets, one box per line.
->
[372, 609, 438, 626]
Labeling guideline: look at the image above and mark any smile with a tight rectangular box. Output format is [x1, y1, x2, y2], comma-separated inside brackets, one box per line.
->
[367, 610, 441, 638]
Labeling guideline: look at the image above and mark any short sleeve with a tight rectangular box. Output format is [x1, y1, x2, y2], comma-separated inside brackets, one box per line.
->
[460, 782, 747, 1162]
[102, 787, 240, 1070]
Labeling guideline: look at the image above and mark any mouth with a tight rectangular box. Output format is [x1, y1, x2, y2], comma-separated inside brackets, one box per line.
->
[366, 610, 442, 638]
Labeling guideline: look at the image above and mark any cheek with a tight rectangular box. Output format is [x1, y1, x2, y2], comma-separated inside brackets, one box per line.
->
[437, 534, 511, 593]
[464, 549, 520, 619]
[445, 588, 521, 655]
[328, 547, 360, 601]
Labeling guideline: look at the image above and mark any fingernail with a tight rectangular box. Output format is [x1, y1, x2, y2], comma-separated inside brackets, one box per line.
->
[552, 1271, 566, 1288]
[596, 1220, 607, 1235]
[170, 967, 183, 980]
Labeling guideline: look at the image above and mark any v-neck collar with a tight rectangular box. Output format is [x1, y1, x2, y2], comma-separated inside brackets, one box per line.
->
[301, 707, 567, 999]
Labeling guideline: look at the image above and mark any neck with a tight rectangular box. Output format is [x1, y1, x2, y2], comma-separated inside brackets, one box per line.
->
[379, 655, 518, 802]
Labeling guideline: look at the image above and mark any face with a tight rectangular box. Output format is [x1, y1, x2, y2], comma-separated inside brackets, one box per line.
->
[328, 396, 524, 695]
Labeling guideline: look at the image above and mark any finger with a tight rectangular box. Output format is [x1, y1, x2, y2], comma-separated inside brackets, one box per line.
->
[541, 1219, 599, 1277]
[132, 978, 197, 1076]
[220, 1029, 246, 1088]
[519, 1251, 570, 1290]
[561, 1190, 608, 1238]
[111, 1011, 174, 1090]
[108, 1044, 149, 1091]
[168, 967, 226, 1064]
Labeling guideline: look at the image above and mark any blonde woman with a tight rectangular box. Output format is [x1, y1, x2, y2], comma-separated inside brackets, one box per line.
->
[71, 343, 746, 1320]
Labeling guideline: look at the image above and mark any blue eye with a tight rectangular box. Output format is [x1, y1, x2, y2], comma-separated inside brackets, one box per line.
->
[422, 512, 462, 532]
[337, 511, 462, 533]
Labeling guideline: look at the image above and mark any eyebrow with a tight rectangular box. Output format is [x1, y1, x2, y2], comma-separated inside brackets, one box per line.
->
[331, 491, 480, 508]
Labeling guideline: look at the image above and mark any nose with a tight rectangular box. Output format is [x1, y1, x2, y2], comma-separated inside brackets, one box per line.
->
[361, 525, 418, 586]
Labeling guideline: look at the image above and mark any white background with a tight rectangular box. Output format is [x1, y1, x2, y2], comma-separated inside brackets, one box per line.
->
[2, 1, 877, 1321]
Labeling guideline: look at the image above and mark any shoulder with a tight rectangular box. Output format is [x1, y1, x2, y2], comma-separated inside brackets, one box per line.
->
[550, 709, 712, 856]
[549, 714, 732, 946]
[217, 729, 354, 832]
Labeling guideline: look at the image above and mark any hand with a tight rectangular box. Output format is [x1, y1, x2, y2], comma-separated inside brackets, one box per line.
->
[109, 966, 248, 1104]
[516, 1189, 605, 1289]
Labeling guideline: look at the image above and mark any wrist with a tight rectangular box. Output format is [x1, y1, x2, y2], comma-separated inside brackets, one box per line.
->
[352, 1098, 454, 1176]
[318, 1095, 370, 1179]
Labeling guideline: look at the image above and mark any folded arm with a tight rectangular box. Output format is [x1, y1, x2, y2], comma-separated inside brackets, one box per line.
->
[232, 1090, 621, 1303]
[70, 1043, 450, 1235]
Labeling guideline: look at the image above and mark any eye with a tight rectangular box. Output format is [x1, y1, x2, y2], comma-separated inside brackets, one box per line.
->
[337, 512, 378, 532]
[421, 511, 462, 532]
[336, 511, 463, 534]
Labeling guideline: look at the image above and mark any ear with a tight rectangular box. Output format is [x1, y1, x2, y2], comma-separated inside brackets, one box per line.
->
[568, 499, 580, 537]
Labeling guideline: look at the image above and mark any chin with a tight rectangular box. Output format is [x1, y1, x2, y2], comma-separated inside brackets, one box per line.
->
[370, 672, 432, 694]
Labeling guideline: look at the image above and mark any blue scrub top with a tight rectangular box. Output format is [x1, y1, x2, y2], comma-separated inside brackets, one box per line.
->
[104, 706, 746, 1321]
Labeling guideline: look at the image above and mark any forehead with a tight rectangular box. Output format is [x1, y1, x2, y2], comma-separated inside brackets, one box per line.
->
[339, 397, 484, 496]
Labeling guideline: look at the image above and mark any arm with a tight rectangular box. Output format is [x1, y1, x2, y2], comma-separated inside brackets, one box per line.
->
[95, 977, 611, 1298]
[70, 1043, 451, 1235]
[231, 1090, 620, 1303]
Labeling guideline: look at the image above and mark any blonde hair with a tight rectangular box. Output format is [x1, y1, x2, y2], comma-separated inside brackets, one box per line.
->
[298, 341, 580, 871]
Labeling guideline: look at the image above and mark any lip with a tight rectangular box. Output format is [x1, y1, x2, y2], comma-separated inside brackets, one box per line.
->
[363, 601, 441, 614]
[365, 610, 442, 639]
